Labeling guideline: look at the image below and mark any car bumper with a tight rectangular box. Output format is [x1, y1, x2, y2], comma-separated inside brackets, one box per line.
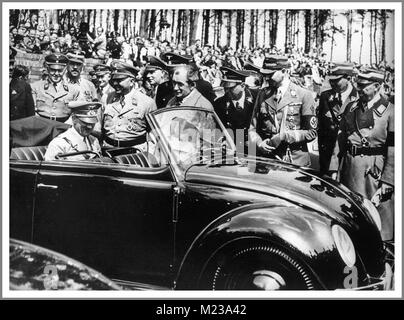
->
[336, 263, 394, 291]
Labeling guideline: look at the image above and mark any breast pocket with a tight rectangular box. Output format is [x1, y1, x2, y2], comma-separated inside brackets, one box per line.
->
[287, 103, 301, 116]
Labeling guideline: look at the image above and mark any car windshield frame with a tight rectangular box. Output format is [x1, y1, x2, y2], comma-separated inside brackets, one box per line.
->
[147, 106, 237, 180]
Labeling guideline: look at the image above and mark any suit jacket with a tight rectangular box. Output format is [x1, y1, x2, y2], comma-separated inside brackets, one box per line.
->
[10, 78, 35, 121]
[167, 89, 214, 111]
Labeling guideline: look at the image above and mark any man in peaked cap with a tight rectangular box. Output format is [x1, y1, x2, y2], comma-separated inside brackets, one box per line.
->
[249, 55, 317, 166]
[44, 101, 102, 161]
[214, 67, 255, 154]
[317, 62, 358, 175]
[65, 52, 98, 102]
[31, 53, 80, 122]
[329, 70, 394, 240]
[162, 52, 216, 103]
[145, 55, 174, 108]
[246, 56, 279, 118]
[102, 60, 157, 149]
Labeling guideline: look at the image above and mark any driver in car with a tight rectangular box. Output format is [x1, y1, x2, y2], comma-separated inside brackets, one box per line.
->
[44, 101, 102, 161]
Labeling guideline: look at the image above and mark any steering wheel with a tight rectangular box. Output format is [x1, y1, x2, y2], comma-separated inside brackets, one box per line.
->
[55, 150, 101, 159]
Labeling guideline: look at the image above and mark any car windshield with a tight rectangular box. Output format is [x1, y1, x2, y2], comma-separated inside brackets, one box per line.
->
[152, 108, 237, 171]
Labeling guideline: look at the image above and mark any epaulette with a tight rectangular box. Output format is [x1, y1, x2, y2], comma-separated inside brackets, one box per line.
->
[373, 98, 389, 117]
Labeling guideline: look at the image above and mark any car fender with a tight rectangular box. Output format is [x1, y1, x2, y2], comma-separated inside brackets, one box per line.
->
[175, 202, 348, 289]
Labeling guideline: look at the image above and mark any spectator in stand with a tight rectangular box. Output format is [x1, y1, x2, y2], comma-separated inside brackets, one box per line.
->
[107, 32, 122, 59]
[88, 26, 107, 58]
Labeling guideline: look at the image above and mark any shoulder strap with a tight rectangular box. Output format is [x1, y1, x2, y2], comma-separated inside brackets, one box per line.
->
[62, 137, 80, 153]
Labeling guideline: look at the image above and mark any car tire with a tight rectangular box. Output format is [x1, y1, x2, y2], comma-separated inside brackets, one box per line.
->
[199, 244, 317, 290]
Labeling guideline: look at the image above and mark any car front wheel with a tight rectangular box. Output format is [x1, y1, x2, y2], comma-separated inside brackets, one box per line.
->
[199, 244, 318, 290]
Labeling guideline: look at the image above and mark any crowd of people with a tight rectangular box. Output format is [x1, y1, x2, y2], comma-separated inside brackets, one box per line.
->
[9, 21, 395, 242]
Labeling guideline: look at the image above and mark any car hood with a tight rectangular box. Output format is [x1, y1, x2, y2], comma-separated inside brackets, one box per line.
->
[185, 157, 377, 232]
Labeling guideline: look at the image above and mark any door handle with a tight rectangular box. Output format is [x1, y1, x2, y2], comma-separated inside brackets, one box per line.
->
[37, 183, 58, 189]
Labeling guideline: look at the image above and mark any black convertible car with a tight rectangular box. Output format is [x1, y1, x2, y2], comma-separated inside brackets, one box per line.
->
[10, 107, 393, 290]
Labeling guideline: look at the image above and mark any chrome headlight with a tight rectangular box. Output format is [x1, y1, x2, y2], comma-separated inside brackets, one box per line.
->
[362, 198, 382, 231]
[331, 225, 356, 267]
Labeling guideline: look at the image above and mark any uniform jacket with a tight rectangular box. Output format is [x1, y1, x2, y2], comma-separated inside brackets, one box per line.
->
[249, 81, 317, 166]
[330, 94, 394, 190]
[166, 89, 214, 111]
[10, 78, 35, 121]
[214, 89, 255, 153]
[66, 76, 98, 102]
[330, 94, 394, 240]
[44, 126, 101, 161]
[195, 79, 216, 104]
[103, 88, 157, 141]
[155, 80, 175, 109]
[31, 79, 80, 119]
[318, 85, 358, 174]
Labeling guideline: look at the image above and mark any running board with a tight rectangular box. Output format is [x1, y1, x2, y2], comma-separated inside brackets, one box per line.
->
[112, 279, 171, 291]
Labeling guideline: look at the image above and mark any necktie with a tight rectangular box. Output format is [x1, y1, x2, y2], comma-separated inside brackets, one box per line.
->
[119, 95, 125, 107]
[276, 89, 282, 104]
[235, 101, 242, 110]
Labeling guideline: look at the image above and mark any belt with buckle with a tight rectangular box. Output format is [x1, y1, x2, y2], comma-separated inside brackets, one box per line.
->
[104, 135, 146, 148]
[347, 144, 386, 157]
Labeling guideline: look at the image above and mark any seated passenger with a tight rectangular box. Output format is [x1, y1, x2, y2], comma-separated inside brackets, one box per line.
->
[44, 101, 102, 161]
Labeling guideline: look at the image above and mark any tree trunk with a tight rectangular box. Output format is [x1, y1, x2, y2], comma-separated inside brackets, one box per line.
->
[330, 15, 336, 60]
[203, 10, 210, 45]
[369, 11, 373, 65]
[346, 10, 352, 62]
[249, 10, 255, 48]
[373, 10, 379, 65]
[359, 12, 365, 64]
[381, 10, 387, 63]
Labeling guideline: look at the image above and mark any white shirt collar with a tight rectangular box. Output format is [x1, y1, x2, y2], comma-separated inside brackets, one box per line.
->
[340, 82, 353, 104]
[278, 78, 291, 98]
[367, 92, 381, 109]
[232, 91, 245, 108]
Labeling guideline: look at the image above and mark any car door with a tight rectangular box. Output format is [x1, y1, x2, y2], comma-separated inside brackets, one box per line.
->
[10, 161, 41, 242]
[32, 159, 176, 288]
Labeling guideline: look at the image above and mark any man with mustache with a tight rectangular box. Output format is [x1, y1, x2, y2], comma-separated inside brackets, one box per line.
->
[44, 101, 102, 161]
[102, 61, 157, 150]
[31, 54, 80, 122]
[249, 55, 317, 166]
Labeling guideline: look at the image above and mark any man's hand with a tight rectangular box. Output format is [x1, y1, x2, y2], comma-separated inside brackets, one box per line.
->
[258, 139, 275, 153]
[371, 183, 394, 207]
[381, 183, 394, 196]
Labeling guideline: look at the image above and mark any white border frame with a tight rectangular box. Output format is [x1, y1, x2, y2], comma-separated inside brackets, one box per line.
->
[2, 1, 402, 299]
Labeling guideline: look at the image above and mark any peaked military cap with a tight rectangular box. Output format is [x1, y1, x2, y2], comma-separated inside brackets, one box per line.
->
[110, 60, 139, 79]
[93, 64, 112, 76]
[145, 55, 168, 72]
[356, 69, 385, 86]
[220, 66, 249, 88]
[68, 101, 102, 124]
[328, 62, 355, 80]
[66, 53, 85, 64]
[243, 61, 261, 73]
[44, 53, 69, 70]
[162, 52, 193, 66]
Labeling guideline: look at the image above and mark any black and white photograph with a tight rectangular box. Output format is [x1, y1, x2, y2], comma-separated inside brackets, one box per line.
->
[2, 1, 401, 299]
